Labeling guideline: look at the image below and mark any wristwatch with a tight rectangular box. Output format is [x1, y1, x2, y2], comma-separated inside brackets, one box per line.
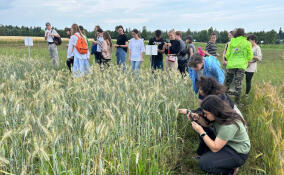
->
[200, 132, 207, 138]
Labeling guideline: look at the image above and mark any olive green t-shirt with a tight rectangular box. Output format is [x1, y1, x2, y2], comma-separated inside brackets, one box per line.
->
[213, 121, 251, 154]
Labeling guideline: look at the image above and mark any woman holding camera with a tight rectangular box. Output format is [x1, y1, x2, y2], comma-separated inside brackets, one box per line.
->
[179, 95, 250, 175]
[163, 29, 180, 71]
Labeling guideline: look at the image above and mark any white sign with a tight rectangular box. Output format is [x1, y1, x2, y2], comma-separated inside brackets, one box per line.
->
[145, 45, 158, 56]
[24, 37, 33, 46]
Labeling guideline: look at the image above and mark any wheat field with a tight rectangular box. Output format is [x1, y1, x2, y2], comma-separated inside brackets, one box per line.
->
[0, 37, 283, 174]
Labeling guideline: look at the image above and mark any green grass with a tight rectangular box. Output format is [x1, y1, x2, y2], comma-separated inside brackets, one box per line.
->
[0, 40, 283, 174]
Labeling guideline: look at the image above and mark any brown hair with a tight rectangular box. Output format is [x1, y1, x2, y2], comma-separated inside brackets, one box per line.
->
[132, 29, 141, 38]
[97, 28, 103, 33]
[65, 27, 71, 32]
[247, 34, 257, 42]
[234, 28, 245, 38]
[175, 31, 182, 37]
[198, 76, 226, 96]
[79, 25, 86, 35]
[95, 25, 101, 31]
[103, 31, 112, 48]
[189, 53, 203, 67]
[116, 25, 124, 31]
[201, 95, 247, 129]
[132, 29, 139, 34]
[71, 24, 84, 36]
[210, 32, 217, 40]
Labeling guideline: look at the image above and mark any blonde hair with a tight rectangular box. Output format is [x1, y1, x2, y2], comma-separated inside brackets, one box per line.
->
[71, 24, 84, 36]
[168, 29, 176, 35]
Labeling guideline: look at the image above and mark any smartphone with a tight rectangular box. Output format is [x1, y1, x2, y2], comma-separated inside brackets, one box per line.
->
[187, 109, 194, 122]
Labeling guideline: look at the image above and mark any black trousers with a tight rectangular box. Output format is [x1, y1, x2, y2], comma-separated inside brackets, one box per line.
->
[178, 59, 188, 75]
[101, 58, 111, 68]
[66, 57, 74, 73]
[199, 145, 248, 175]
[94, 52, 102, 64]
[197, 127, 216, 155]
[245, 72, 254, 95]
[197, 127, 249, 175]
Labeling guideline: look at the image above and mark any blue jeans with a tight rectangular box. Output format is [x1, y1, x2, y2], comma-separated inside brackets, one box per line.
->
[151, 58, 163, 70]
[131, 61, 142, 71]
[116, 48, 126, 71]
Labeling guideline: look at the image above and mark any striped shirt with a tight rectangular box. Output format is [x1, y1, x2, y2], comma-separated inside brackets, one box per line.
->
[96, 36, 104, 52]
[205, 42, 217, 56]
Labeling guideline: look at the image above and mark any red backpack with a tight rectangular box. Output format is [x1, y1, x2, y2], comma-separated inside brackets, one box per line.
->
[74, 34, 88, 54]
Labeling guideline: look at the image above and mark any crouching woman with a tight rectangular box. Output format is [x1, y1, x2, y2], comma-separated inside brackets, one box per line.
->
[191, 95, 250, 175]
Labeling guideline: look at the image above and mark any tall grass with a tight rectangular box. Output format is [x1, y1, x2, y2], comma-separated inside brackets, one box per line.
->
[0, 54, 196, 174]
[240, 83, 284, 175]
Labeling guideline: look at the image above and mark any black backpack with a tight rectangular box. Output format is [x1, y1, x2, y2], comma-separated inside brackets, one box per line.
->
[52, 29, 62, 45]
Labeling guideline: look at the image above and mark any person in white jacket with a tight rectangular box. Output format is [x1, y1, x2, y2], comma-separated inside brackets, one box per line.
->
[67, 24, 90, 77]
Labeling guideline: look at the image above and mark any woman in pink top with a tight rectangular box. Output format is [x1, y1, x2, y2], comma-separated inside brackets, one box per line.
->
[101, 31, 113, 68]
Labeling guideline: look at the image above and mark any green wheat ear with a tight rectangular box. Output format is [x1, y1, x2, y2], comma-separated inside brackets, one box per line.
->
[0, 53, 197, 174]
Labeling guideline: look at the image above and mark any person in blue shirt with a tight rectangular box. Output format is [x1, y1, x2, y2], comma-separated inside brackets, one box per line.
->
[188, 53, 225, 98]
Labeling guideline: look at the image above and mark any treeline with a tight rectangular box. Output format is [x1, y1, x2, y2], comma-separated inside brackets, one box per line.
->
[0, 24, 284, 44]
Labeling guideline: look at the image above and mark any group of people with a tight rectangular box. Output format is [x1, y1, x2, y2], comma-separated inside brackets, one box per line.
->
[178, 28, 262, 174]
[188, 28, 262, 103]
[44, 23, 199, 75]
[45, 23, 263, 175]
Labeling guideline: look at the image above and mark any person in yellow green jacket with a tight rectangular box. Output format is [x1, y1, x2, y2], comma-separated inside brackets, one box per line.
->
[225, 28, 253, 103]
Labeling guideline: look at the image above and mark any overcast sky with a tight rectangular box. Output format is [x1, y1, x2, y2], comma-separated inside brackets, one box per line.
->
[0, 0, 283, 32]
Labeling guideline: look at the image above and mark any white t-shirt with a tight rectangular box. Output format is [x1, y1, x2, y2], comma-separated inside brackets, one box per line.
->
[45, 29, 58, 43]
[129, 38, 145, 61]
[246, 45, 262, 72]
[67, 32, 89, 60]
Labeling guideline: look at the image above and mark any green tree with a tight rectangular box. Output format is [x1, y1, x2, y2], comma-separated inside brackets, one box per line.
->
[219, 31, 229, 43]
[199, 30, 208, 42]
[208, 27, 214, 36]
[265, 30, 277, 44]
[279, 27, 283, 40]
[141, 26, 148, 40]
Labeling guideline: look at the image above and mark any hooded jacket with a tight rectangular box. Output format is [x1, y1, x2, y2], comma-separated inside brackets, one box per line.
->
[225, 36, 253, 70]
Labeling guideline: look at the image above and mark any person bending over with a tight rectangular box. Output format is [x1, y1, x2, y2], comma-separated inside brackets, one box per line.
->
[179, 95, 250, 175]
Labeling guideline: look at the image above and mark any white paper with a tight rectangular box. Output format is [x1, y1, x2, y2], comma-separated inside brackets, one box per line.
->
[145, 45, 158, 55]
[24, 37, 33, 46]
